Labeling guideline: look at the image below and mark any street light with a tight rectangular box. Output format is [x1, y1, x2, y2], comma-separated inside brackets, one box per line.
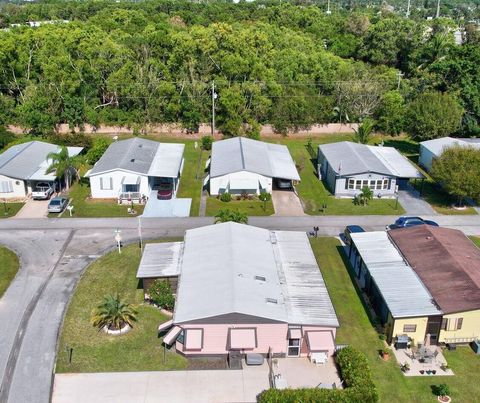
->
[395, 185, 399, 210]
[114, 229, 122, 254]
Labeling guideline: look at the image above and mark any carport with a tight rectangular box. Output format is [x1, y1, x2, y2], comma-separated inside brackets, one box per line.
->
[142, 191, 191, 217]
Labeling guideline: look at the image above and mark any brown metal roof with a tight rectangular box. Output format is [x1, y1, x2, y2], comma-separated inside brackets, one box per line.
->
[389, 225, 480, 314]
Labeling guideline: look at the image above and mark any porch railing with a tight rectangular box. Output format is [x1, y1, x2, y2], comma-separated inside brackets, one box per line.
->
[118, 192, 142, 202]
[443, 337, 478, 344]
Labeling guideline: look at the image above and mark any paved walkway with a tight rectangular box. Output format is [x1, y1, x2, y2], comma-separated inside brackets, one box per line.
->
[397, 187, 437, 215]
[272, 190, 305, 216]
[53, 368, 270, 403]
[199, 190, 207, 217]
[14, 199, 49, 218]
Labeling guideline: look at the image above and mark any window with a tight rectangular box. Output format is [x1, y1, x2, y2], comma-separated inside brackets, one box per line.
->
[383, 179, 390, 190]
[348, 178, 355, 190]
[100, 177, 113, 190]
[403, 324, 417, 333]
[346, 178, 390, 191]
[0, 181, 14, 193]
[456, 318, 463, 330]
[441, 318, 448, 330]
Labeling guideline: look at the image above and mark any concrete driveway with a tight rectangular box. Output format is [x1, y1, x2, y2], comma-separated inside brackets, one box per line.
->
[53, 367, 270, 403]
[14, 198, 49, 218]
[397, 186, 437, 215]
[272, 190, 305, 216]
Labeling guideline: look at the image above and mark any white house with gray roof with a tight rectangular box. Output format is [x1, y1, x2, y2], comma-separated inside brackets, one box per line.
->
[138, 223, 339, 361]
[318, 141, 423, 198]
[0, 141, 82, 199]
[419, 137, 480, 171]
[85, 138, 184, 202]
[207, 137, 300, 195]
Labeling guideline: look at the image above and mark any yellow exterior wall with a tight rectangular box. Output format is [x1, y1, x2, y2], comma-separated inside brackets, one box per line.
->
[392, 317, 429, 347]
[439, 310, 480, 343]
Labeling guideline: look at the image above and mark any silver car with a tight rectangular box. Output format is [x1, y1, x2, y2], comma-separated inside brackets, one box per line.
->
[48, 197, 69, 213]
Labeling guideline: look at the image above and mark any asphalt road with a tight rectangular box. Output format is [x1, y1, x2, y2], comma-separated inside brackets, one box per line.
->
[0, 214, 479, 403]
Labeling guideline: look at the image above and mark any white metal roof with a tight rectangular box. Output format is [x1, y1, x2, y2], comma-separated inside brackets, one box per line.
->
[318, 141, 423, 178]
[88, 138, 184, 178]
[136, 242, 183, 278]
[350, 231, 441, 318]
[0, 141, 82, 180]
[210, 137, 300, 181]
[173, 223, 338, 327]
[420, 137, 480, 157]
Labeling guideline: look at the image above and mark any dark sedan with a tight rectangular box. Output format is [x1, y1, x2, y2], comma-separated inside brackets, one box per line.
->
[387, 216, 439, 230]
[343, 225, 366, 245]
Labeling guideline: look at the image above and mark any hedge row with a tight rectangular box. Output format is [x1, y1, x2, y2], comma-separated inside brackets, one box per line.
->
[257, 347, 378, 403]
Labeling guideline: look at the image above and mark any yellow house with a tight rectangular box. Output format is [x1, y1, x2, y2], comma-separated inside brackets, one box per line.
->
[390, 225, 480, 345]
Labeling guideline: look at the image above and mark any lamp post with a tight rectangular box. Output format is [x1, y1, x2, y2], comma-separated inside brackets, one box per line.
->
[114, 229, 122, 254]
[3, 199, 7, 216]
[395, 185, 399, 210]
[138, 216, 143, 251]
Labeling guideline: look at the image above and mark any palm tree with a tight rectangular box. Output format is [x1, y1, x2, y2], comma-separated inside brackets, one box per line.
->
[214, 208, 248, 224]
[353, 118, 375, 144]
[91, 294, 138, 331]
[358, 186, 373, 206]
[46, 146, 83, 191]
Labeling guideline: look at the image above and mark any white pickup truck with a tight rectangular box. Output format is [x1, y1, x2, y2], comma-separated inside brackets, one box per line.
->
[32, 182, 54, 200]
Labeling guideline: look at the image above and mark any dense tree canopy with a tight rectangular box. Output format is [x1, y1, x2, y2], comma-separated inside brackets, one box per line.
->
[0, 1, 478, 138]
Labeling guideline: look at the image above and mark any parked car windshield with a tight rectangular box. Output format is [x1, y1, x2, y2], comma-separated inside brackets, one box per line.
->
[49, 200, 61, 205]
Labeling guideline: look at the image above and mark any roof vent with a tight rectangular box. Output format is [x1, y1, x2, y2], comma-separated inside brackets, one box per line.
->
[266, 298, 277, 304]
[139, 144, 143, 148]
[255, 275, 266, 282]
[130, 158, 135, 163]
[270, 232, 277, 244]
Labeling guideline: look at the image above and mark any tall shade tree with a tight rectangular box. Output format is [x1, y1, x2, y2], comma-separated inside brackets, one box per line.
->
[375, 90, 405, 135]
[46, 146, 83, 190]
[405, 92, 463, 140]
[91, 294, 138, 331]
[430, 145, 480, 206]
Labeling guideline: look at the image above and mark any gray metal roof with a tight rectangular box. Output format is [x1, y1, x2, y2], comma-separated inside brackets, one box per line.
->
[350, 231, 441, 319]
[0, 141, 82, 180]
[136, 242, 183, 278]
[420, 137, 480, 157]
[210, 137, 300, 180]
[88, 138, 184, 177]
[318, 141, 423, 178]
[173, 223, 338, 326]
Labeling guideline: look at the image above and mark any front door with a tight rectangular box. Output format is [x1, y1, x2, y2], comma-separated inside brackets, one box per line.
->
[287, 338, 300, 357]
[425, 316, 442, 345]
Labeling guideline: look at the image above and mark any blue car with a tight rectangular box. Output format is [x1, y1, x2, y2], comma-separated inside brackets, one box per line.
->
[387, 216, 439, 230]
[344, 225, 366, 245]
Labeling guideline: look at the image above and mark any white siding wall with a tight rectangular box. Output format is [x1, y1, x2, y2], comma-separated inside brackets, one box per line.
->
[419, 144, 435, 172]
[333, 173, 397, 198]
[89, 171, 149, 199]
[0, 174, 27, 199]
[209, 171, 272, 196]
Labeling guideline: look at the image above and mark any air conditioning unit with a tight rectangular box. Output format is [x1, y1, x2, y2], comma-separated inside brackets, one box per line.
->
[471, 339, 480, 354]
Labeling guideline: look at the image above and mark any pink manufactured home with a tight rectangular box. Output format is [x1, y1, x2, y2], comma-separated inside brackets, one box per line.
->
[144, 223, 340, 362]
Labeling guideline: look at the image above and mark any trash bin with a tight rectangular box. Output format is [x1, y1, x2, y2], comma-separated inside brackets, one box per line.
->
[447, 343, 456, 351]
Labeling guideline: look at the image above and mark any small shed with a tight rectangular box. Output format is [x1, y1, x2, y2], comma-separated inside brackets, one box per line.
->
[136, 242, 183, 295]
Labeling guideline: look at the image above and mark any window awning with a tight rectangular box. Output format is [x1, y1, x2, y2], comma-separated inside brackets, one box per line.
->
[163, 325, 182, 345]
[288, 328, 302, 340]
[230, 328, 257, 350]
[158, 319, 173, 333]
[306, 331, 335, 352]
[203, 174, 210, 187]
[122, 175, 140, 185]
[185, 329, 203, 350]
[229, 178, 258, 190]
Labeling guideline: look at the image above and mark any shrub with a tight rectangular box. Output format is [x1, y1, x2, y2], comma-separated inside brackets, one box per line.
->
[220, 192, 231, 202]
[148, 279, 175, 311]
[435, 384, 450, 397]
[258, 347, 378, 403]
[86, 137, 111, 164]
[201, 135, 213, 151]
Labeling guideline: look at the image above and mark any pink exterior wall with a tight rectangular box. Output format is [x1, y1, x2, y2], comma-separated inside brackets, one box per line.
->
[175, 323, 338, 357]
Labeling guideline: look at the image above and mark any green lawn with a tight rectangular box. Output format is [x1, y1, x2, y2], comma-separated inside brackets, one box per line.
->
[470, 236, 480, 248]
[55, 182, 144, 218]
[205, 197, 275, 216]
[0, 202, 24, 218]
[413, 180, 477, 215]
[175, 140, 208, 217]
[267, 136, 406, 215]
[310, 237, 480, 403]
[56, 242, 187, 373]
[0, 246, 19, 298]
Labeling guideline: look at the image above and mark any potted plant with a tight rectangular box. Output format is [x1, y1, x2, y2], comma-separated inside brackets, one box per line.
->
[436, 384, 451, 403]
[381, 348, 390, 361]
[401, 362, 410, 373]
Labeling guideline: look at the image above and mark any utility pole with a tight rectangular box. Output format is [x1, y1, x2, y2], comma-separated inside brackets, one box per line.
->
[406, 0, 411, 18]
[396, 71, 404, 90]
[326, 0, 331, 14]
[211, 81, 217, 137]
[436, 0, 440, 18]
